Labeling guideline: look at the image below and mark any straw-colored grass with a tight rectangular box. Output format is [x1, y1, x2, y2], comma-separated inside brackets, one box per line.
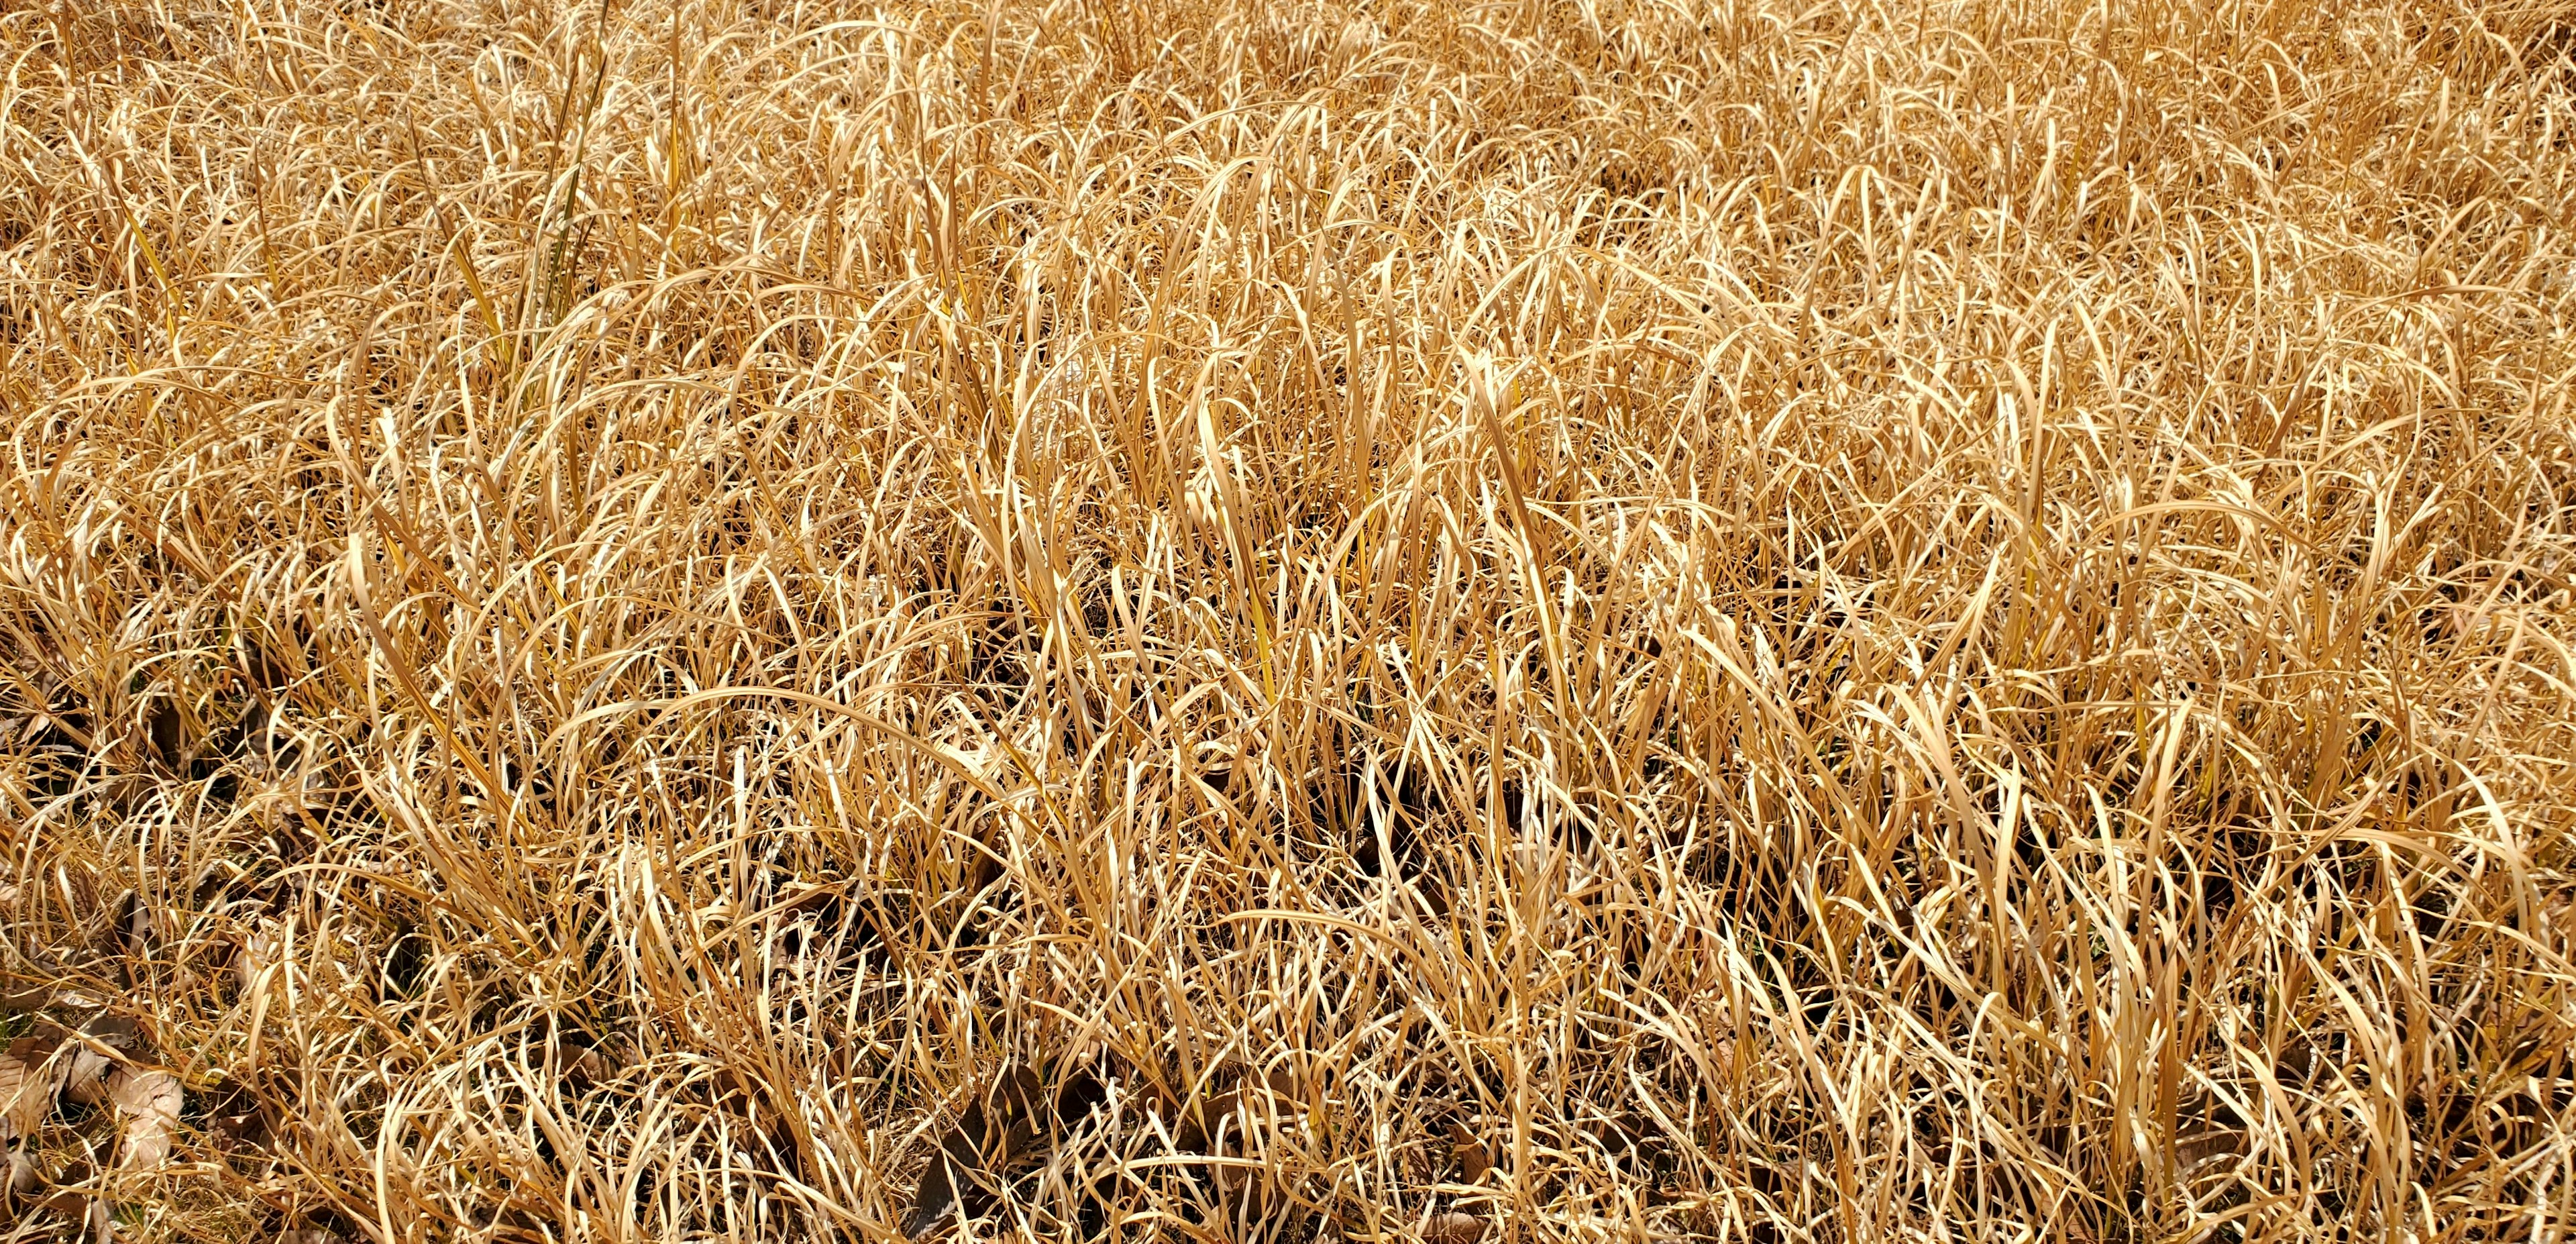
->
[3, 0, 2573, 1239]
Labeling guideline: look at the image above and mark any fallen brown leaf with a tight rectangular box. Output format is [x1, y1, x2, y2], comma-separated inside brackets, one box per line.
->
[2174, 1127, 2249, 1178]
[1446, 1121, 1493, 1182]
[0, 1038, 64, 1142]
[1425, 1209, 1488, 1244]
[906, 1061, 1108, 1238]
[107, 1068, 182, 1169]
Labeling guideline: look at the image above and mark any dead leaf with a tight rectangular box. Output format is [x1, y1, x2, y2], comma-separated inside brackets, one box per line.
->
[146, 696, 186, 770]
[0, 984, 53, 1012]
[2174, 1127, 2247, 1177]
[210, 1110, 266, 1149]
[1446, 1121, 1493, 1182]
[237, 922, 283, 997]
[58, 1043, 113, 1108]
[107, 1068, 181, 1169]
[78, 1013, 143, 1052]
[55, 1013, 153, 1143]
[2275, 1041, 2317, 1083]
[0, 1037, 65, 1141]
[109, 890, 155, 958]
[1175, 1063, 1303, 1155]
[0, 1152, 92, 1225]
[908, 1110, 1030, 1237]
[906, 1063, 1098, 1239]
[1426, 1210, 1488, 1244]
[203, 1073, 270, 1149]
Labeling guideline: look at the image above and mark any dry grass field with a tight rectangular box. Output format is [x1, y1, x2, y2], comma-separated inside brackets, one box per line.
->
[3, 0, 2575, 1238]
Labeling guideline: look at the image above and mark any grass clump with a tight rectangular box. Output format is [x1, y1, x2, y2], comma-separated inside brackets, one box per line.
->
[3, 0, 2574, 1239]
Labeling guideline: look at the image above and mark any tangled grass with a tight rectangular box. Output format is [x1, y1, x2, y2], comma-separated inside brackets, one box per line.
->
[4, 0, 2576, 1238]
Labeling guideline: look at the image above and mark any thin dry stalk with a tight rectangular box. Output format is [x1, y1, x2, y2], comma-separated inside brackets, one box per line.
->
[1, 0, 2573, 1241]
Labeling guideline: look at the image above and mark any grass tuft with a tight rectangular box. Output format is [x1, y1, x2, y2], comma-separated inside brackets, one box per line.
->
[3, 0, 2575, 1239]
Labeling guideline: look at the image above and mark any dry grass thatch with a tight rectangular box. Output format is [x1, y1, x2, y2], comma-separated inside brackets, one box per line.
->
[3, 0, 2575, 1238]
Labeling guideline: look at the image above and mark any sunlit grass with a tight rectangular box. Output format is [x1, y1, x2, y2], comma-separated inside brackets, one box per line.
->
[2, 0, 2573, 1239]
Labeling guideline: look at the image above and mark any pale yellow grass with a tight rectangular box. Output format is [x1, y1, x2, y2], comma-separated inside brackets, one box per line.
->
[2, 0, 2573, 1240]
